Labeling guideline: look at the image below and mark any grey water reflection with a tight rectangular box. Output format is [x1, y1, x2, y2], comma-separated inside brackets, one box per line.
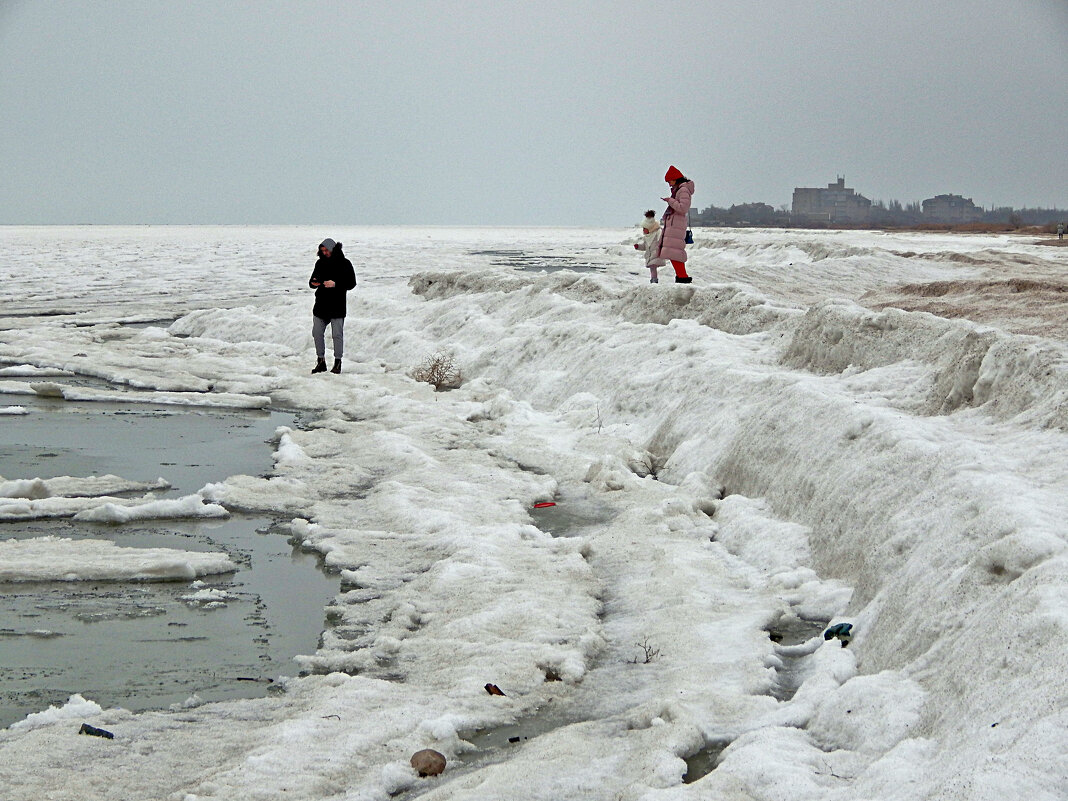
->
[0, 396, 336, 729]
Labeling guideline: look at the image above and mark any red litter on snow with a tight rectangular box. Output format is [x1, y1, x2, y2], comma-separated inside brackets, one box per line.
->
[533, 502, 556, 508]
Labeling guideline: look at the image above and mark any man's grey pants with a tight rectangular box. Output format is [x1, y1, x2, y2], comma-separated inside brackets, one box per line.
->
[312, 316, 345, 359]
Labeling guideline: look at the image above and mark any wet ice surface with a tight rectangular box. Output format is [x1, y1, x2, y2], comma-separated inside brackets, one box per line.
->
[0, 396, 337, 729]
[469, 248, 612, 273]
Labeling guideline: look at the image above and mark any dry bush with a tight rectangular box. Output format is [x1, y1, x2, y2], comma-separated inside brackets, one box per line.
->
[411, 350, 463, 391]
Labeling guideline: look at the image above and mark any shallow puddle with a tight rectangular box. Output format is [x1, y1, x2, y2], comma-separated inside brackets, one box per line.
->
[766, 615, 825, 647]
[456, 699, 592, 773]
[683, 738, 732, 783]
[528, 487, 617, 537]
[0, 395, 336, 728]
[765, 615, 826, 702]
[460, 708, 573, 752]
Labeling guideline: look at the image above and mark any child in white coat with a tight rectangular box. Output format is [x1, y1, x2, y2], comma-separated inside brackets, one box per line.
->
[634, 210, 667, 282]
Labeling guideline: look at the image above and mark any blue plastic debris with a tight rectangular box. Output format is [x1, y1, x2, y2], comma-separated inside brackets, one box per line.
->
[823, 622, 853, 644]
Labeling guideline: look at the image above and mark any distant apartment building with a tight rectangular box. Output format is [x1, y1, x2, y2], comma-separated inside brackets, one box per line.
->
[792, 177, 872, 224]
[921, 194, 983, 223]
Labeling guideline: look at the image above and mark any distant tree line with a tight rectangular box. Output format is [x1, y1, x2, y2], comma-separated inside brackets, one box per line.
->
[867, 202, 1063, 228]
[691, 202, 791, 227]
[690, 201, 1064, 229]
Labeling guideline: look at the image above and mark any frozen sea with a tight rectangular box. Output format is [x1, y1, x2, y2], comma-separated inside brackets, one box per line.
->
[0, 224, 1065, 800]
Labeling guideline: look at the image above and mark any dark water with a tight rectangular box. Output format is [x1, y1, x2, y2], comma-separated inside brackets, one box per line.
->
[683, 738, 732, 783]
[0, 397, 336, 728]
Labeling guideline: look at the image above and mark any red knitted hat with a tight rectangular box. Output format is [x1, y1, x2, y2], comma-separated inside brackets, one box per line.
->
[664, 165, 684, 182]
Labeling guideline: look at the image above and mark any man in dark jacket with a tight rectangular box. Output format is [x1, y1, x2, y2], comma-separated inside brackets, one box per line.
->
[308, 238, 357, 374]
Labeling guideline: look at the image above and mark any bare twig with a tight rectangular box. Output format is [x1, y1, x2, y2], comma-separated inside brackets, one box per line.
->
[628, 637, 661, 664]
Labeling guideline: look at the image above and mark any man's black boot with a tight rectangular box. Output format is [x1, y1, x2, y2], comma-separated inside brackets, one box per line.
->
[331, 359, 342, 374]
[311, 358, 327, 374]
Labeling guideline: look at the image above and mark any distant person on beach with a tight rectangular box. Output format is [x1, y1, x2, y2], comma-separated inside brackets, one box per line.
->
[634, 210, 666, 282]
[1058, 222, 1064, 240]
[657, 166, 693, 283]
[308, 238, 357, 374]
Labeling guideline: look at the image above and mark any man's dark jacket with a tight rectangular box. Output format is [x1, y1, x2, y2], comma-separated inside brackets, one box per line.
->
[309, 254, 357, 320]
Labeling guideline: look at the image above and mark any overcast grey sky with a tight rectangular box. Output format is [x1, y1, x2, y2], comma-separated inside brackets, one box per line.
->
[2, 1, 1066, 225]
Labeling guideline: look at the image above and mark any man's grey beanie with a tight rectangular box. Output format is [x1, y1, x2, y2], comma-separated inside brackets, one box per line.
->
[319, 238, 336, 254]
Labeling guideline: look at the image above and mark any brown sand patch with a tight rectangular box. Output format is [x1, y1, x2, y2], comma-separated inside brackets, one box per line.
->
[863, 277, 1068, 340]
[892, 278, 1068, 298]
[891, 250, 1052, 267]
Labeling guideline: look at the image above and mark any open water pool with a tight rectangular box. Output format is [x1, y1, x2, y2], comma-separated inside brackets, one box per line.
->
[0, 395, 336, 728]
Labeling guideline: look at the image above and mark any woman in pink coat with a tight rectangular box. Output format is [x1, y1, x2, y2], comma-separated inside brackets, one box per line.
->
[657, 165, 693, 283]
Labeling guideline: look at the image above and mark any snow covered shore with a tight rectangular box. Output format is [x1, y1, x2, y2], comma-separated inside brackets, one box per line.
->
[0, 226, 1064, 800]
